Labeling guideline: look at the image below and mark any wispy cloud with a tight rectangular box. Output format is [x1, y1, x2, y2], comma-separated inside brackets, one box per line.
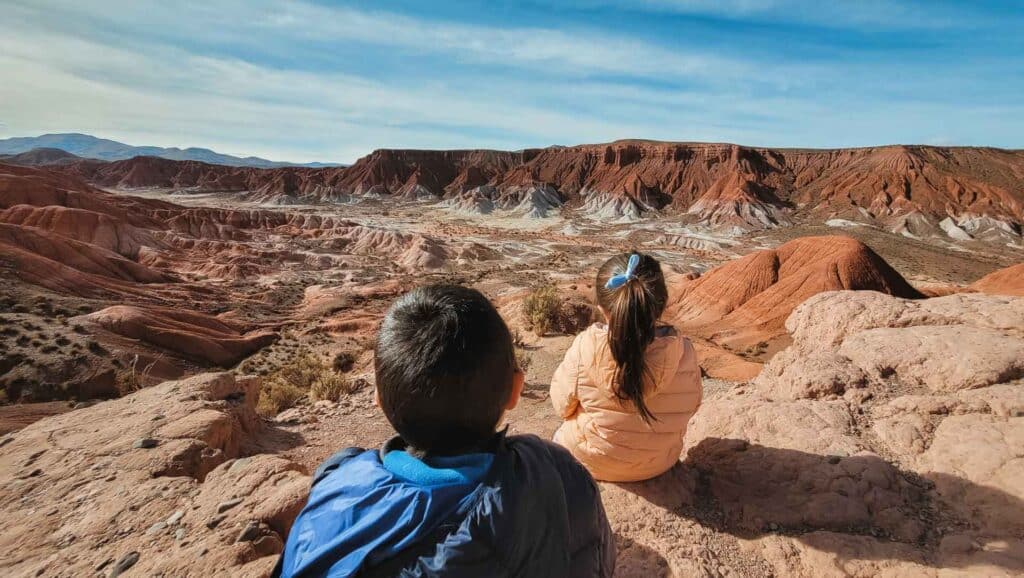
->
[572, 0, 1000, 29]
[1, 0, 1022, 161]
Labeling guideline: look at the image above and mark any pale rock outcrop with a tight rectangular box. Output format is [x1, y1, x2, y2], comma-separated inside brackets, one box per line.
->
[0, 373, 310, 577]
[705, 290, 1024, 576]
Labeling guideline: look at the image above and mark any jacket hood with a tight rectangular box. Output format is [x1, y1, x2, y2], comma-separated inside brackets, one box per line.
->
[279, 433, 615, 578]
[280, 442, 487, 577]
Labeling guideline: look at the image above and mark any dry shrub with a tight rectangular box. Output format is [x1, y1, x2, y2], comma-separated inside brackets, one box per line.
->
[332, 351, 356, 373]
[514, 348, 532, 374]
[257, 351, 360, 416]
[257, 380, 306, 416]
[114, 355, 159, 396]
[523, 284, 560, 336]
[310, 375, 358, 403]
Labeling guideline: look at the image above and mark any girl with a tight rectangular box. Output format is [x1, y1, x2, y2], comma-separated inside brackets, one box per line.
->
[550, 252, 702, 482]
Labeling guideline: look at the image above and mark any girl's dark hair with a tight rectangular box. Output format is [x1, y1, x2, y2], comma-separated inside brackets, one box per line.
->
[595, 252, 668, 423]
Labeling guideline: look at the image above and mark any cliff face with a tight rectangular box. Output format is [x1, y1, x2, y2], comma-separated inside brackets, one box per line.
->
[52, 141, 1024, 232]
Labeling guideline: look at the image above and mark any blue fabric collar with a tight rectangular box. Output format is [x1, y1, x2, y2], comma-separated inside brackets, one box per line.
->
[382, 449, 494, 486]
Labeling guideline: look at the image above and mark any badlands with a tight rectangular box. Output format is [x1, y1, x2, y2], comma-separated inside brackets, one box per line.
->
[0, 140, 1023, 577]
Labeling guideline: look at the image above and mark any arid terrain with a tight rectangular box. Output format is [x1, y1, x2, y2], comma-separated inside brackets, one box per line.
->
[1, 141, 1022, 577]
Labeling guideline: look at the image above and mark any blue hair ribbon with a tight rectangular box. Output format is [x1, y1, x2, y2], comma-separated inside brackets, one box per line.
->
[604, 253, 640, 290]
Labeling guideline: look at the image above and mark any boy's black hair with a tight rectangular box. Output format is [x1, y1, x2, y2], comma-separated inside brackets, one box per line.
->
[375, 284, 516, 455]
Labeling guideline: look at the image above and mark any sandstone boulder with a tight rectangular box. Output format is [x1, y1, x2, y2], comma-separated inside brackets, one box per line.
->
[0, 373, 310, 577]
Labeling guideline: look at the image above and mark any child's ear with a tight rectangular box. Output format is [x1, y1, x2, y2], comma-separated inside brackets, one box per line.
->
[505, 369, 524, 411]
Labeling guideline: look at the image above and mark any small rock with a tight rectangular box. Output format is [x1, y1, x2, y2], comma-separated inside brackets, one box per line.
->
[132, 438, 159, 449]
[216, 497, 243, 513]
[253, 533, 284, 555]
[228, 458, 252, 473]
[167, 510, 184, 526]
[146, 521, 167, 535]
[237, 520, 260, 543]
[151, 414, 165, 421]
[826, 455, 841, 465]
[0, 435, 14, 448]
[95, 557, 114, 571]
[206, 514, 226, 529]
[175, 528, 187, 541]
[109, 551, 139, 577]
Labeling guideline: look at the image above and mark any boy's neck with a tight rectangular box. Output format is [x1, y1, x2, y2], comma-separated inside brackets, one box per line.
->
[384, 432, 501, 460]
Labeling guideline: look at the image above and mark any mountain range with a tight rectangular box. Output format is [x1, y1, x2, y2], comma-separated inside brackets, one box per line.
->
[0, 133, 343, 168]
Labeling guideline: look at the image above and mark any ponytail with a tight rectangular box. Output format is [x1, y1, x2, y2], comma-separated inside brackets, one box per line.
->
[596, 252, 668, 424]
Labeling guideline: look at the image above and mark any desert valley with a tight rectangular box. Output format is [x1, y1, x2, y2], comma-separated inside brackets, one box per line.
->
[0, 139, 1023, 577]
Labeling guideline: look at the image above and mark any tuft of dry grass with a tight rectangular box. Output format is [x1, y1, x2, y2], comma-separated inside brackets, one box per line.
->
[523, 284, 561, 336]
[514, 348, 532, 374]
[114, 355, 160, 396]
[257, 380, 306, 416]
[256, 351, 360, 416]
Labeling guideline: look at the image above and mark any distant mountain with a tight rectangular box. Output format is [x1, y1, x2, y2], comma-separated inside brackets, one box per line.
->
[0, 147, 83, 166]
[0, 133, 344, 168]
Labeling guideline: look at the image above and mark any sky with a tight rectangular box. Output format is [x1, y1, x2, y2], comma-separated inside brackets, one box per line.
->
[1, 0, 1023, 164]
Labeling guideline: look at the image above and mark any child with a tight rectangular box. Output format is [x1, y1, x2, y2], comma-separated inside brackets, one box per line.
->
[551, 253, 702, 482]
[276, 285, 615, 578]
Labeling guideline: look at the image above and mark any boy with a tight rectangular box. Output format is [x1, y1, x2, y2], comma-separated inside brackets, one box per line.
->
[276, 285, 615, 577]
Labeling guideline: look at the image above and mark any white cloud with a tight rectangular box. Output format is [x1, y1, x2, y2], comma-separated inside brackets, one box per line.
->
[574, 0, 990, 29]
[1, 0, 1021, 161]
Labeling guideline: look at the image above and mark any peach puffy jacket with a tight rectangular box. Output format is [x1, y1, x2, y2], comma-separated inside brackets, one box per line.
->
[550, 323, 702, 482]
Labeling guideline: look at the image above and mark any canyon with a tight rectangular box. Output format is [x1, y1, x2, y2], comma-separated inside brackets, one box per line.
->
[0, 140, 1022, 577]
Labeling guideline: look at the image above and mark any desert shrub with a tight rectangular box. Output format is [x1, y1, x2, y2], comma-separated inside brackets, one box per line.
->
[257, 352, 358, 415]
[114, 355, 159, 396]
[86, 340, 107, 356]
[115, 368, 142, 396]
[257, 380, 306, 416]
[523, 284, 560, 336]
[514, 348, 532, 374]
[309, 374, 359, 402]
[332, 351, 356, 373]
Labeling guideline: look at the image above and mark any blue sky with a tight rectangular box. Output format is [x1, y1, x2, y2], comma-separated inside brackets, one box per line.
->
[1, 0, 1022, 163]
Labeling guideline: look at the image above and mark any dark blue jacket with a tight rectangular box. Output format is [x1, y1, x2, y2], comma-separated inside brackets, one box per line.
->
[276, 432, 615, 577]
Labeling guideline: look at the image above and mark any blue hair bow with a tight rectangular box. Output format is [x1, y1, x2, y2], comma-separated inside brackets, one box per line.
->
[605, 254, 641, 290]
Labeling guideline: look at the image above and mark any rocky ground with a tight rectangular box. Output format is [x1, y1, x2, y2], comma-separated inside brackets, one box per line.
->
[1, 162, 1023, 576]
[2, 289, 1021, 576]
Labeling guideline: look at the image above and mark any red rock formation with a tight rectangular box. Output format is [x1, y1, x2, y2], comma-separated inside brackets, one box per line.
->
[80, 305, 276, 366]
[49, 141, 1024, 230]
[666, 235, 923, 350]
[970, 263, 1024, 297]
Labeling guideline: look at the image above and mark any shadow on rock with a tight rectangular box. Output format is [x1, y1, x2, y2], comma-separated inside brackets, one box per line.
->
[249, 422, 308, 456]
[617, 438, 1024, 572]
[613, 532, 674, 578]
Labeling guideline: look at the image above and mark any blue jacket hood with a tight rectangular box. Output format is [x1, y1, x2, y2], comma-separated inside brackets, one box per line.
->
[277, 433, 615, 578]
